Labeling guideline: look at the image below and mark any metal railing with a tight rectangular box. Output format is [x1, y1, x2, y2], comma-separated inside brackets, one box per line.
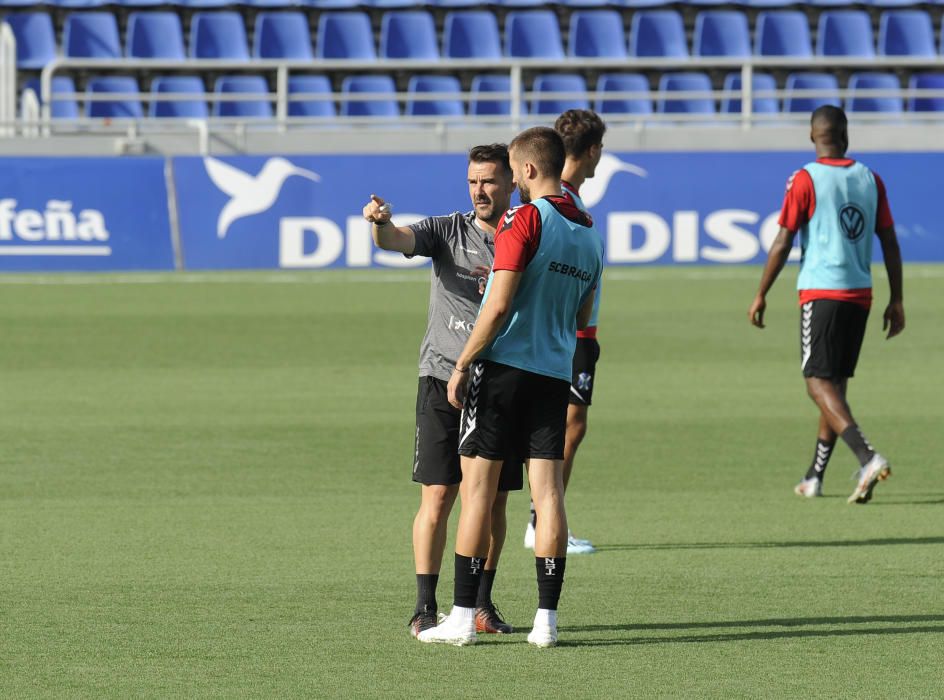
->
[16, 54, 944, 147]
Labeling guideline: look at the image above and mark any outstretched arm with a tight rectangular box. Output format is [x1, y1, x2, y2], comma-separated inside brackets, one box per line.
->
[362, 194, 415, 254]
[749, 226, 797, 328]
[447, 270, 522, 408]
[876, 225, 905, 339]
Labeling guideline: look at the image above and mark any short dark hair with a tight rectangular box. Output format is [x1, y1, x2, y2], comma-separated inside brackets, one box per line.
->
[554, 110, 607, 158]
[468, 143, 511, 175]
[811, 104, 847, 131]
[508, 127, 566, 180]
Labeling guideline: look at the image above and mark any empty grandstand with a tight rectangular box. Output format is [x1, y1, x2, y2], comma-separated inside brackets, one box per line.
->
[1, 2, 944, 153]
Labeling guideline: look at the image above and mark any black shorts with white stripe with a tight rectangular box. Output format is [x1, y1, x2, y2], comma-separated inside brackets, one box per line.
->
[569, 337, 600, 406]
[413, 376, 523, 490]
[458, 360, 570, 461]
[800, 299, 869, 379]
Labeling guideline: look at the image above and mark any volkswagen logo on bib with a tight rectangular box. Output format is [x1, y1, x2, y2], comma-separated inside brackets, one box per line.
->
[839, 204, 866, 242]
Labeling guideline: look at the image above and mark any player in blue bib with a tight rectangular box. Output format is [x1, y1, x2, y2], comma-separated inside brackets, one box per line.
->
[418, 127, 604, 649]
[749, 106, 905, 504]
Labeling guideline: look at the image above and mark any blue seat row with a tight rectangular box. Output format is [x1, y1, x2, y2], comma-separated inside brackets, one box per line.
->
[4, 0, 944, 8]
[27, 71, 944, 119]
[10, 8, 944, 69]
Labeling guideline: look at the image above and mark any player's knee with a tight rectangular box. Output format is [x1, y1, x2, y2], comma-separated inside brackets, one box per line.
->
[420, 485, 455, 522]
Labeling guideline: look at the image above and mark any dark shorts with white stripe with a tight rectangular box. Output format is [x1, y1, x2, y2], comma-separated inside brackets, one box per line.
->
[569, 337, 601, 406]
[458, 360, 570, 462]
[413, 375, 523, 490]
[800, 299, 869, 379]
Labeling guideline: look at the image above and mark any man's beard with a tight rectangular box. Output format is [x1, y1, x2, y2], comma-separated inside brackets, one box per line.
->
[475, 199, 495, 220]
[518, 183, 531, 204]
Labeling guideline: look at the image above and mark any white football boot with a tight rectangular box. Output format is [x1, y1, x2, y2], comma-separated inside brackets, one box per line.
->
[527, 609, 558, 648]
[848, 454, 891, 504]
[417, 606, 477, 646]
[794, 477, 823, 498]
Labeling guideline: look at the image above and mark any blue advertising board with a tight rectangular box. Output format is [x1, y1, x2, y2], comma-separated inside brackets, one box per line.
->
[0, 157, 174, 272]
[173, 152, 943, 270]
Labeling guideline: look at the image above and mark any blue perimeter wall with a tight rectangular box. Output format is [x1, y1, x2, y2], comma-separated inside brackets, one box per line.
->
[0, 153, 940, 271]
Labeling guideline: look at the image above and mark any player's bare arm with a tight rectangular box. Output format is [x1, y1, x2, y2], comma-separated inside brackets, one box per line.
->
[876, 225, 905, 339]
[447, 270, 522, 408]
[362, 194, 415, 255]
[750, 226, 798, 328]
[576, 287, 596, 330]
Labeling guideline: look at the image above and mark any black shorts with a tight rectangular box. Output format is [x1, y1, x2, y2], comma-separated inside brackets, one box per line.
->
[413, 376, 522, 491]
[801, 299, 869, 379]
[458, 360, 570, 461]
[569, 337, 600, 406]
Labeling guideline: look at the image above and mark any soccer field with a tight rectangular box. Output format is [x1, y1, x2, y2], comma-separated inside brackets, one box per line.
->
[2, 266, 942, 698]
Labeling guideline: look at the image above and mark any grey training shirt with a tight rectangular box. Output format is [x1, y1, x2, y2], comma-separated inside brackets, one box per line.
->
[408, 212, 495, 382]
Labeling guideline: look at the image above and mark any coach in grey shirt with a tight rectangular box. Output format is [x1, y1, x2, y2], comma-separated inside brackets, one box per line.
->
[362, 144, 521, 639]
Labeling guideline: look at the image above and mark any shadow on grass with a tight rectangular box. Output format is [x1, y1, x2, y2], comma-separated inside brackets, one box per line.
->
[559, 615, 944, 647]
[595, 536, 944, 552]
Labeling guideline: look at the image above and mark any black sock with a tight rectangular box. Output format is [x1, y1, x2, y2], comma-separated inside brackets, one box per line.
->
[804, 438, 836, 481]
[454, 554, 484, 608]
[840, 425, 875, 467]
[535, 557, 567, 610]
[415, 573, 438, 615]
[529, 501, 537, 528]
[475, 569, 497, 608]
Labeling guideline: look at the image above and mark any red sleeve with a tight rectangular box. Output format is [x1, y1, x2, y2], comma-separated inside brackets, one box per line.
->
[778, 169, 815, 232]
[873, 172, 895, 231]
[493, 204, 541, 272]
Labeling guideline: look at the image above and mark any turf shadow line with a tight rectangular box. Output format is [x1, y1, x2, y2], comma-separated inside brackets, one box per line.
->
[556, 624, 944, 647]
[594, 536, 944, 552]
[564, 614, 944, 633]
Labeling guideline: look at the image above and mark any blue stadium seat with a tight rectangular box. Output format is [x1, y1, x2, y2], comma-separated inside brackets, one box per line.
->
[340, 75, 398, 117]
[302, 0, 359, 8]
[287, 76, 334, 118]
[755, 11, 812, 57]
[190, 12, 249, 60]
[568, 11, 627, 58]
[470, 75, 512, 116]
[908, 74, 944, 112]
[6, 12, 57, 69]
[594, 73, 652, 116]
[427, 0, 482, 8]
[381, 11, 438, 59]
[253, 13, 312, 59]
[63, 12, 121, 58]
[531, 74, 589, 115]
[149, 76, 208, 119]
[86, 76, 142, 119]
[657, 73, 714, 114]
[784, 73, 840, 112]
[406, 75, 463, 117]
[127, 12, 185, 59]
[505, 11, 564, 59]
[25, 77, 79, 119]
[176, 0, 232, 9]
[620, 0, 676, 7]
[49, 0, 111, 9]
[316, 12, 376, 60]
[443, 11, 501, 59]
[365, 0, 423, 9]
[807, 0, 856, 5]
[214, 76, 272, 118]
[846, 72, 902, 113]
[694, 11, 750, 57]
[878, 11, 935, 57]
[816, 11, 875, 57]
[721, 73, 779, 114]
[115, 0, 171, 7]
[739, 0, 796, 6]
[630, 11, 687, 57]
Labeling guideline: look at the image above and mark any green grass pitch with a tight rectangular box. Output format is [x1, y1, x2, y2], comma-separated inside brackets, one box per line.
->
[1, 266, 942, 698]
